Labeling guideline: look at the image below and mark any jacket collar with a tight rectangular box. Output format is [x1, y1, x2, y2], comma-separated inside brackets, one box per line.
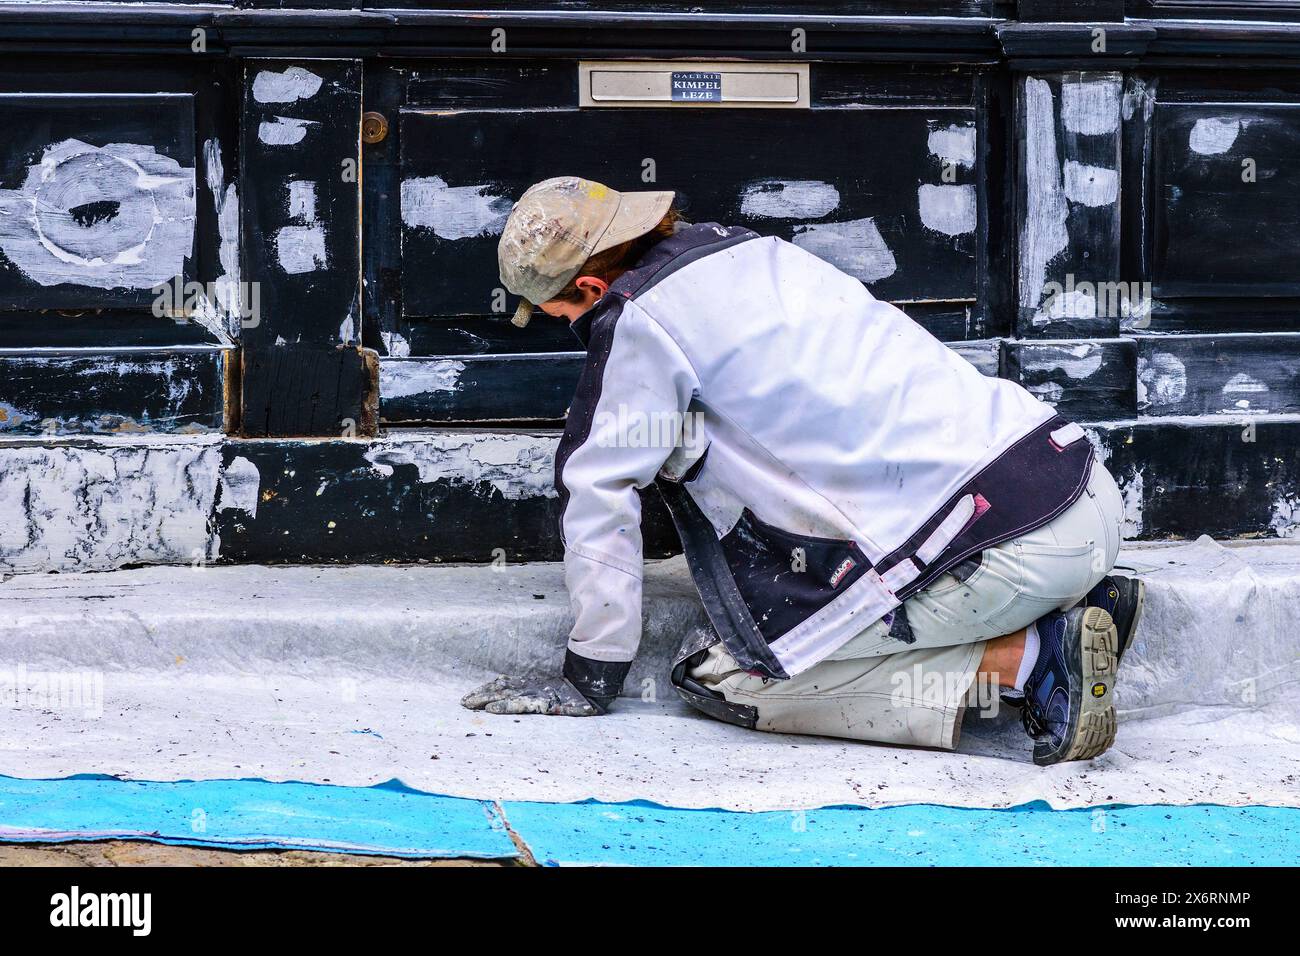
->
[569, 222, 757, 348]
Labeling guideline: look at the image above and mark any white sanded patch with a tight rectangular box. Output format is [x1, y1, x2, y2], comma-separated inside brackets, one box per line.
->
[1060, 76, 1121, 135]
[275, 225, 327, 274]
[401, 176, 513, 240]
[0, 139, 194, 291]
[258, 116, 317, 147]
[252, 67, 322, 104]
[363, 432, 557, 500]
[1137, 352, 1189, 410]
[739, 179, 840, 219]
[926, 123, 976, 168]
[1019, 78, 1069, 315]
[917, 183, 976, 236]
[1190, 117, 1241, 155]
[791, 218, 896, 283]
[217, 455, 260, 517]
[381, 331, 411, 358]
[380, 360, 466, 399]
[1063, 161, 1119, 207]
[202, 140, 242, 338]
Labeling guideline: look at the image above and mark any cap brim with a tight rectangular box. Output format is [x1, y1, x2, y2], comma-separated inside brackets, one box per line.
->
[594, 190, 675, 253]
[510, 298, 535, 328]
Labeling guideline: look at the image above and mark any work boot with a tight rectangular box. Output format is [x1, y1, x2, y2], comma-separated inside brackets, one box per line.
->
[1083, 574, 1145, 663]
[1021, 606, 1118, 766]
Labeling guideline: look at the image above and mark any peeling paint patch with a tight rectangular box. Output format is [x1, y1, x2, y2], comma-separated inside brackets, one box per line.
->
[926, 123, 976, 168]
[275, 225, 327, 274]
[791, 218, 896, 283]
[0, 139, 195, 291]
[1063, 161, 1119, 207]
[381, 331, 411, 358]
[917, 183, 976, 236]
[362, 433, 557, 500]
[401, 176, 512, 240]
[202, 139, 241, 340]
[275, 180, 326, 275]
[1034, 342, 1105, 380]
[381, 360, 466, 400]
[217, 455, 261, 517]
[1120, 470, 1144, 538]
[1036, 288, 1098, 325]
[1060, 77, 1121, 135]
[252, 67, 323, 105]
[258, 116, 318, 147]
[1138, 352, 1189, 410]
[739, 179, 840, 219]
[1190, 117, 1241, 156]
[1019, 78, 1069, 314]
[1271, 494, 1300, 538]
[0, 436, 221, 571]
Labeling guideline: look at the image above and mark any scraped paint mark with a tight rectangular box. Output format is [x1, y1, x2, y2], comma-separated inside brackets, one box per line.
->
[1190, 117, 1241, 156]
[739, 179, 840, 219]
[1270, 495, 1300, 538]
[1137, 352, 1188, 410]
[258, 116, 318, 147]
[252, 67, 322, 105]
[217, 455, 261, 517]
[362, 433, 557, 500]
[791, 218, 896, 283]
[1036, 289, 1097, 324]
[275, 180, 326, 274]
[917, 183, 976, 236]
[401, 176, 512, 240]
[926, 123, 976, 168]
[275, 226, 327, 274]
[1019, 78, 1069, 315]
[381, 360, 467, 399]
[202, 139, 241, 339]
[1060, 76, 1121, 135]
[1063, 161, 1118, 207]
[0, 139, 194, 290]
[381, 331, 411, 358]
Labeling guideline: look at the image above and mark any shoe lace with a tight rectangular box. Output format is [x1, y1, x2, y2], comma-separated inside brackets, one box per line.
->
[1020, 700, 1046, 739]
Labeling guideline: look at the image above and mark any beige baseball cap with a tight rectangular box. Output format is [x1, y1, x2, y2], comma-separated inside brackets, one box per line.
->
[497, 176, 675, 328]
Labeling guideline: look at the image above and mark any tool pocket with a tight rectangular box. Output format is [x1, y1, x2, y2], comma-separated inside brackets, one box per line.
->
[718, 509, 869, 642]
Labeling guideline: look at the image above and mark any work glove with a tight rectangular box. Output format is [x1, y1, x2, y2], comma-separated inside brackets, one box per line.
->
[461, 675, 600, 717]
[460, 650, 632, 717]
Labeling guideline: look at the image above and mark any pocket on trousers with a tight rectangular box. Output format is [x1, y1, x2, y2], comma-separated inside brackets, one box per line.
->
[1011, 539, 1097, 604]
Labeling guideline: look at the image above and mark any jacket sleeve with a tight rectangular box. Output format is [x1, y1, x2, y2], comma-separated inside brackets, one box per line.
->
[554, 299, 701, 703]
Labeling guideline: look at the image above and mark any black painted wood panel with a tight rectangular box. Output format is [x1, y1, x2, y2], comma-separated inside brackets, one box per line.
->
[0, 93, 196, 311]
[1136, 333, 1300, 416]
[399, 106, 979, 319]
[1005, 338, 1136, 420]
[1152, 102, 1300, 298]
[214, 434, 681, 564]
[0, 347, 228, 435]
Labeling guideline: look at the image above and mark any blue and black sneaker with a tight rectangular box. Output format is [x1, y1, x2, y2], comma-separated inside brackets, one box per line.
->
[1083, 574, 1145, 663]
[1021, 606, 1118, 766]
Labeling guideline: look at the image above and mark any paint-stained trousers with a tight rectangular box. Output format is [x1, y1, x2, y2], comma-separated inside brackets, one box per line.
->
[687, 462, 1126, 751]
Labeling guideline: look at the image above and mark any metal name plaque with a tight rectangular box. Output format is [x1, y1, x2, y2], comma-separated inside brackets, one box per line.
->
[671, 71, 722, 102]
[580, 62, 809, 109]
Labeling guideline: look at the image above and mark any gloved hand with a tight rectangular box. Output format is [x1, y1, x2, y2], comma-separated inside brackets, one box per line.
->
[461, 675, 602, 716]
[461, 651, 633, 717]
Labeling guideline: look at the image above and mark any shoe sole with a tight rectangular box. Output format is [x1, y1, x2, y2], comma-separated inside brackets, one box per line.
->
[1034, 606, 1118, 766]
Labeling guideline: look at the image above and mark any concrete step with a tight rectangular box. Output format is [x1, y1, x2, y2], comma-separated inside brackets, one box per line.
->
[2, 536, 1297, 716]
[1, 536, 1297, 813]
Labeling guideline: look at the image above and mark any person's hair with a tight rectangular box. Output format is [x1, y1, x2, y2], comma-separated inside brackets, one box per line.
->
[549, 207, 683, 304]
